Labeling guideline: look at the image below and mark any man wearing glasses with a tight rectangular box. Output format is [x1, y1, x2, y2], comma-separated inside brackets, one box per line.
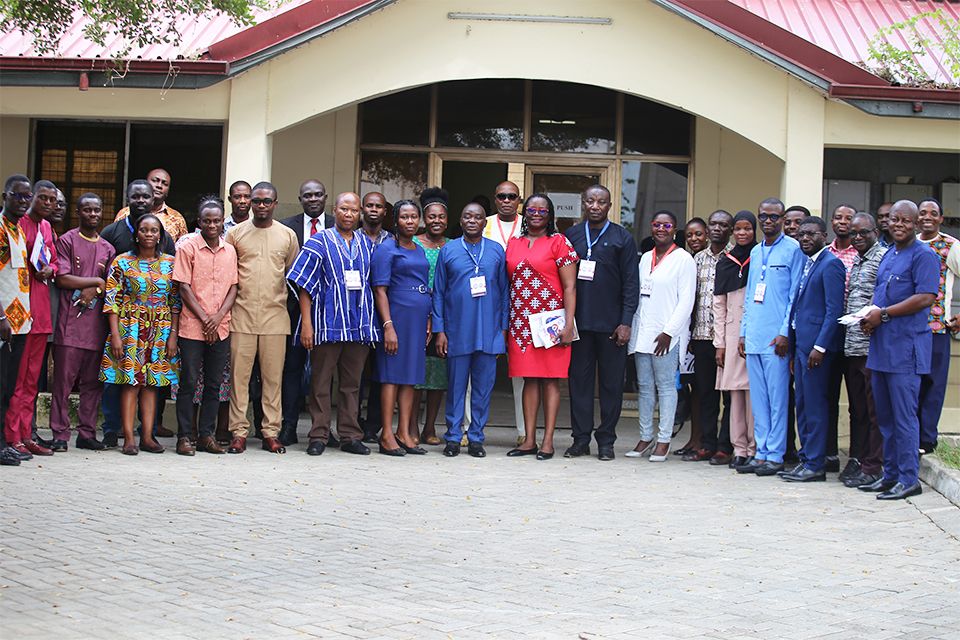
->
[482, 181, 525, 444]
[223, 182, 299, 454]
[736, 198, 803, 477]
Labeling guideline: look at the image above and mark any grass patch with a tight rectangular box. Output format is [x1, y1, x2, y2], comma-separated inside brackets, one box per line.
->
[934, 442, 960, 471]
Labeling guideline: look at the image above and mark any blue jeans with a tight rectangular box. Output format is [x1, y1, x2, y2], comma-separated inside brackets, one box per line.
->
[100, 382, 121, 435]
[636, 345, 679, 444]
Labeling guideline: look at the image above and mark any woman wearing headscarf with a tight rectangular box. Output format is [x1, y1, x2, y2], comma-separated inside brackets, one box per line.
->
[713, 210, 756, 468]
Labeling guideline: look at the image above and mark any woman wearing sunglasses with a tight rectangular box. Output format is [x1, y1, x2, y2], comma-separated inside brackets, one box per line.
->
[627, 211, 697, 462]
[504, 194, 579, 460]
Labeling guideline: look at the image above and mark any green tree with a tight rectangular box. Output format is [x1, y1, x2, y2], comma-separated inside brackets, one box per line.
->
[1, 0, 271, 56]
[864, 9, 960, 86]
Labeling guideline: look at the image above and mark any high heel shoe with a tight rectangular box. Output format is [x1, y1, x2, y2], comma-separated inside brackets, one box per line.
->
[378, 441, 406, 457]
[625, 441, 655, 458]
[649, 444, 671, 462]
[398, 439, 427, 455]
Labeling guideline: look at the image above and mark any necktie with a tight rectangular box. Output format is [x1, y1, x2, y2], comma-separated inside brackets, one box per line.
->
[310, 218, 319, 236]
[799, 256, 814, 294]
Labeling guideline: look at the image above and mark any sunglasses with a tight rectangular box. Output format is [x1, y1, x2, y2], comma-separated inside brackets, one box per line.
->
[758, 213, 781, 222]
[496, 193, 520, 201]
[525, 207, 548, 216]
[251, 197, 276, 206]
[8, 192, 33, 202]
[652, 222, 674, 230]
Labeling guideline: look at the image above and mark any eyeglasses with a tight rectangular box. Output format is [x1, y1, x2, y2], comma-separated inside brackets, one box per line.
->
[496, 193, 520, 201]
[8, 192, 33, 202]
[848, 229, 876, 238]
[758, 213, 781, 222]
[251, 197, 276, 206]
[525, 207, 548, 216]
[796, 230, 823, 238]
[652, 222, 674, 230]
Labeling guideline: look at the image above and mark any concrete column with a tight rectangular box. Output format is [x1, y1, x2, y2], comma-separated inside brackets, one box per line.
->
[224, 65, 273, 195]
[781, 78, 826, 217]
[692, 117, 721, 215]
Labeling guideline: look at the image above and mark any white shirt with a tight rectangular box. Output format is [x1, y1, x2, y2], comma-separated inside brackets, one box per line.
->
[304, 214, 325, 240]
[483, 214, 522, 249]
[628, 246, 696, 354]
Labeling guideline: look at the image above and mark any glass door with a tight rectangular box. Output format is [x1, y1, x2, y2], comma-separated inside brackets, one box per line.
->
[525, 165, 610, 234]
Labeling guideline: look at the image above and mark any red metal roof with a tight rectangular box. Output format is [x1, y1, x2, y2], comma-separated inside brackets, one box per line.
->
[728, 0, 960, 85]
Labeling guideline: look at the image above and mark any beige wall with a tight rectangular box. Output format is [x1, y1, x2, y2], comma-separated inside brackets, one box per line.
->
[0, 117, 30, 180]
[824, 100, 960, 152]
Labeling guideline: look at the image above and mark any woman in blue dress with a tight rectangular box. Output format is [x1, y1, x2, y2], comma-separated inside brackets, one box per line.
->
[371, 199, 432, 456]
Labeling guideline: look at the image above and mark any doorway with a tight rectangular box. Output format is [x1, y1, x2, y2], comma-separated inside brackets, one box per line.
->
[526, 165, 609, 233]
[440, 160, 508, 236]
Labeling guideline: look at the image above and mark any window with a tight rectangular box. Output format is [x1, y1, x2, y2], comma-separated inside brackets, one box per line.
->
[437, 79, 524, 150]
[360, 86, 431, 147]
[359, 151, 429, 207]
[621, 162, 688, 247]
[530, 81, 617, 154]
[622, 96, 691, 156]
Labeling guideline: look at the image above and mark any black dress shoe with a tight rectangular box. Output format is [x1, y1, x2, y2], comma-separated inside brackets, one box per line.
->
[278, 428, 299, 446]
[877, 481, 922, 500]
[362, 430, 379, 444]
[340, 439, 370, 455]
[844, 471, 881, 488]
[781, 467, 826, 482]
[101, 432, 119, 449]
[398, 440, 427, 455]
[823, 456, 840, 472]
[1, 447, 21, 466]
[563, 442, 591, 458]
[378, 442, 406, 456]
[51, 439, 70, 452]
[306, 440, 326, 456]
[729, 455, 748, 468]
[598, 446, 615, 461]
[735, 457, 761, 473]
[919, 441, 937, 455]
[536, 450, 554, 460]
[507, 446, 538, 457]
[673, 447, 694, 457]
[328, 434, 341, 448]
[755, 461, 784, 476]
[468, 442, 486, 458]
[443, 441, 460, 457]
[76, 436, 105, 451]
[858, 477, 898, 492]
[778, 463, 804, 477]
[838, 458, 861, 481]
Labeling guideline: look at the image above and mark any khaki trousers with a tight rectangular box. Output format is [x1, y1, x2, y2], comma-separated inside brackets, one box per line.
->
[230, 333, 286, 439]
[309, 342, 368, 443]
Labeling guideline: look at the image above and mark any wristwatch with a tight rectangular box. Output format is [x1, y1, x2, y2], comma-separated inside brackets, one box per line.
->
[880, 307, 891, 323]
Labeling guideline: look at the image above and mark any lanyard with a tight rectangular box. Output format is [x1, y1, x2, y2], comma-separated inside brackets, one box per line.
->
[585, 220, 610, 260]
[124, 217, 135, 234]
[726, 253, 750, 278]
[462, 237, 484, 274]
[650, 244, 677, 272]
[759, 233, 783, 281]
[497, 215, 518, 245]
[334, 229, 358, 268]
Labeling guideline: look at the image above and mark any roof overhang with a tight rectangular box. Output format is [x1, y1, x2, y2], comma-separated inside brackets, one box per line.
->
[0, 56, 229, 89]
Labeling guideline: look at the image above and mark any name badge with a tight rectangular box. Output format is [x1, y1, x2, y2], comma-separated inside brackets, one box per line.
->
[470, 275, 487, 297]
[753, 282, 766, 303]
[578, 260, 596, 281]
[344, 270, 362, 290]
[640, 279, 653, 298]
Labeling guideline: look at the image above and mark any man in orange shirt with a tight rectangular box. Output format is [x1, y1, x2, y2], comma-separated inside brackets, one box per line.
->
[114, 168, 187, 241]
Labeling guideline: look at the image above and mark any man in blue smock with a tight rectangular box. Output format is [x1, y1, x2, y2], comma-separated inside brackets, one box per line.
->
[858, 200, 938, 501]
[737, 198, 803, 477]
[432, 203, 509, 458]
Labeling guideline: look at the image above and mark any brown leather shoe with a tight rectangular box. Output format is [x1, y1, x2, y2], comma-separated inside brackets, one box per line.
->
[154, 425, 174, 438]
[709, 452, 732, 466]
[176, 437, 196, 456]
[261, 437, 286, 454]
[23, 440, 54, 456]
[197, 436, 225, 454]
[682, 448, 715, 462]
[227, 437, 246, 454]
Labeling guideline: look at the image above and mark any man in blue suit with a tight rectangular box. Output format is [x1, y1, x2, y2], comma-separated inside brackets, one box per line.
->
[782, 217, 846, 482]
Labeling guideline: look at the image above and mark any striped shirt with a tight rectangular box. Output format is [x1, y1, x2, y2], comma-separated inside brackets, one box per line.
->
[286, 228, 380, 345]
[843, 242, 887, 357]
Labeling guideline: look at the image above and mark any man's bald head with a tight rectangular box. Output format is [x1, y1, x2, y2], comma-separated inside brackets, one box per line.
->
[891, 199, 918, 221]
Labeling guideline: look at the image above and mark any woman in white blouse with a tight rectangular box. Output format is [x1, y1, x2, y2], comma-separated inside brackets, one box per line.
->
[627, 211, 697, 461]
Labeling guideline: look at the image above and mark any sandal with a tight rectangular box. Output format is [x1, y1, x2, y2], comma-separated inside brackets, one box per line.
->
[423, 436, 442, 445]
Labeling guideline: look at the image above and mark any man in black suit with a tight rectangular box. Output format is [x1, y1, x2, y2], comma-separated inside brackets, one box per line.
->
[782, 217, 845, 482]
[278, 180, 335, 446]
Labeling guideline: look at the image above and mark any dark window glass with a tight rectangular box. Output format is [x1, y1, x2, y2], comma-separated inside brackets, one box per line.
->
[34, 121, 126, 233]
[360, 152, 429, 219]
[361, 86, 431, 146]
[622, 96, 691, 156]
[530, 81, 616, 153]
[620, 161, 689, 246]
[436, 79, 524, 150]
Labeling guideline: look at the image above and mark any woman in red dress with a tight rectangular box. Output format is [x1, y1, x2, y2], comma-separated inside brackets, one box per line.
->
[504, 194, 579, 460]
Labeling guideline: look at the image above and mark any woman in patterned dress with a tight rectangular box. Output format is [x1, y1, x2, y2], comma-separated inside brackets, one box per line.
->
[100, 214, 181, 455]
[410, 189, 448, 446]
[504, 195, 579, 460]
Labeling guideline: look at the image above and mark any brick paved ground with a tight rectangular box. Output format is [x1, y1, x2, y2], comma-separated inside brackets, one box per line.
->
[2, 419, 958, 640]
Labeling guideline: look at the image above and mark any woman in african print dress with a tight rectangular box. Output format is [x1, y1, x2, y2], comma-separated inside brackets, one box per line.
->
[100, 214, 181, 456]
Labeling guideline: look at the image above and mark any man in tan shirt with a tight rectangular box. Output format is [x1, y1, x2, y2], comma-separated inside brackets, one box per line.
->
[224, 181, 299, 454]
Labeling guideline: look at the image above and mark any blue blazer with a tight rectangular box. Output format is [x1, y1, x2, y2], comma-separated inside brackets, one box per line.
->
[789, 250, 846, 355]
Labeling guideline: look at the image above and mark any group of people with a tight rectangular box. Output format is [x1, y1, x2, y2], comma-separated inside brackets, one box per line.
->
[1, 170, 955, 501]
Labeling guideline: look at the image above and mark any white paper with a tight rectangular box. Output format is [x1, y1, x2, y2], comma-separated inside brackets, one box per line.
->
[838, 304, 880, 326]
[528, 310, 579, 349]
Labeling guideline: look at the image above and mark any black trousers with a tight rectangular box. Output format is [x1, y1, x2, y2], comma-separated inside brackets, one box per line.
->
[176, 336, 231, 440]
[1, 335, 27, 448]
[281, 342, 309, 433]
[568, 330, 626, 448]
[691, 340, 731, 453]
[826, 353, 846, 458]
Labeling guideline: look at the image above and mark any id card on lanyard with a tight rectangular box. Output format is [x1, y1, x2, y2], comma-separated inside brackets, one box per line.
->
[463, 238, 486, 296]
[578, 220, 610, 281]
[755, 234, 783, 303]
[335, 230, 362, 290]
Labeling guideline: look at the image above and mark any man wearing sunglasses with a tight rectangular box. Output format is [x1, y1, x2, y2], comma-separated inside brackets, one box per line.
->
[482, 181, 525, 444]
[223, 182, 299, 455]
[736, 198, 803, 477]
